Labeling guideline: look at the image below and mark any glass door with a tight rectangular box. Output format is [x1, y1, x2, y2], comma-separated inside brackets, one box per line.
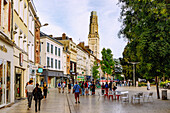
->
[0, 59, 5, 106]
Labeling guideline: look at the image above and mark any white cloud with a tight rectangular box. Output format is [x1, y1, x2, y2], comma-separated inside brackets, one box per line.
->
[34, 0, 127, 58]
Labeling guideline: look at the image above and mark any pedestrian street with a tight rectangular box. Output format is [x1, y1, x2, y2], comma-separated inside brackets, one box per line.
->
[0, 87, 170, 113]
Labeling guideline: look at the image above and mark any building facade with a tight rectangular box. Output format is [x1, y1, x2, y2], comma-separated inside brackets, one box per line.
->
[40, 32, 64, 88]
[13, 0, 29, 99]
[27, 0, 37, 86]
[55, 33, 77, 84]
[0, 0, 14, 107]
[88, 11, 100, 59]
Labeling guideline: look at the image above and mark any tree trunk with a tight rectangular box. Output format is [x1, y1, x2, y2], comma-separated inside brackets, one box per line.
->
[155, 76, 160, 99]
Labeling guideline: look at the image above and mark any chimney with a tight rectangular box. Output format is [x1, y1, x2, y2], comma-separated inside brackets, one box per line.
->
[69, 38, 72, 41]
[79, 42, 84, 47]
[62, 33, 66, 40]
[85, 46, 89, 49]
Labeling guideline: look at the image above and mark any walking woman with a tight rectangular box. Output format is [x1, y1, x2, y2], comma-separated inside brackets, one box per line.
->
[33, 83, 43, 112]
[43, 82, 48, 99]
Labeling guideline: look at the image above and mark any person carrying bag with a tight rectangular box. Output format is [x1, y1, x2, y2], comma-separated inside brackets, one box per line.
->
[33, 83, 43, 112]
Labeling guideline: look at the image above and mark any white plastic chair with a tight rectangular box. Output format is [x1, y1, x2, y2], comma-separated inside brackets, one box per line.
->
[144, 92, 154, 102]
[121, 93, 129, 103]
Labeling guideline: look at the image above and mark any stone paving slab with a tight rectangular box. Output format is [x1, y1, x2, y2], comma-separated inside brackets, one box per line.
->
[67, 86, 170, 113]
[0, 89, 70, 113]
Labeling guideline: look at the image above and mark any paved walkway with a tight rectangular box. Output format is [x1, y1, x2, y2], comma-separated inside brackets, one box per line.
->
[67, 86, 170, 113]
[0, 86, 170, 113]
[0, 89, 70, 113]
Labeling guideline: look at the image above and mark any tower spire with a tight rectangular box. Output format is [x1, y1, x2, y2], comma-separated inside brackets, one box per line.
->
[88, 11, 100, 59]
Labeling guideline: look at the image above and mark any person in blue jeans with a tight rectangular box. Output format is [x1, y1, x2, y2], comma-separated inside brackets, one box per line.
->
[73, 82, 81, 104]
[81, 81, 85, 96]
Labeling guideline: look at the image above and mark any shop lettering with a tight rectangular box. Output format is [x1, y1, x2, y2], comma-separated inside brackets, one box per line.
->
[0, 45, 7, 53]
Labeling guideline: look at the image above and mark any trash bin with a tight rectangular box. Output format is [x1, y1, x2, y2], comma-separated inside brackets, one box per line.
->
[162, 90, 167, 100]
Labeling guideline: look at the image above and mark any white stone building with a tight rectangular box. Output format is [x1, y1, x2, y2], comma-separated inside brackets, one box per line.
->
[40, 32, 64, 88]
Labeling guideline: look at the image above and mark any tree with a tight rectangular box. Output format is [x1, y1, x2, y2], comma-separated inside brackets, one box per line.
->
[100, 48, 115, 81]
[92, 61, 99, 80]
[118, 0, 170, 99]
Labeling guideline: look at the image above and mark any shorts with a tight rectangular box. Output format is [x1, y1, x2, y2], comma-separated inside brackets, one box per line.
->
[75, 92, 79, 98]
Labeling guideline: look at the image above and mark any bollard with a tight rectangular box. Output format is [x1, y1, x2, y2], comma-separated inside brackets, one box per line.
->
[162, 90, 167, 100]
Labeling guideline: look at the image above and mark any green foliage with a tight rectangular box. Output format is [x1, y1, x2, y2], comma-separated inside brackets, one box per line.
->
[138, 82, 147, 86]
[92, 61, 99, 80]
[100, 48, 115, 77]
[118, 0, 170, 79]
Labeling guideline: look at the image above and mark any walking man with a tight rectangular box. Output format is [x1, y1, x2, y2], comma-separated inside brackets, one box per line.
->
[73, 82, 81, 104]
[26, 80, 34, 110]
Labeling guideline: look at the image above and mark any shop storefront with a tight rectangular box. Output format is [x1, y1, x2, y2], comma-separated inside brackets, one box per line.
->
[77, 75, 85, 82]
[42, 69, 64, 88]
[0, 35, 14, 107]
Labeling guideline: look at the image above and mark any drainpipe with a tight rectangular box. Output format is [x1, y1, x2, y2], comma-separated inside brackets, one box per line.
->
[11, 0, 14, 40]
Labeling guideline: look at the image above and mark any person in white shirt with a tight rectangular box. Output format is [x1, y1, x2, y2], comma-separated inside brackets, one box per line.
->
[26, 80, 34, 110]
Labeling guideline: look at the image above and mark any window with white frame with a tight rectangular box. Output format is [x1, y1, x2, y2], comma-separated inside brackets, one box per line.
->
[14, 0, 19, 13]
[31, 43, 34, 61]
[14, 27, 19, 46]
[29, 12, 32, 31]
[31, 18, 34, 34]
[23, 35, 27, 52]
[19, 30, 23, 49]
[24, 2, 27, 25]
[19, 0, 24, 20]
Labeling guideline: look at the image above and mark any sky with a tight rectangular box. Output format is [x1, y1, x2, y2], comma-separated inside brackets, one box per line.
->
[34, 0, 127, 59]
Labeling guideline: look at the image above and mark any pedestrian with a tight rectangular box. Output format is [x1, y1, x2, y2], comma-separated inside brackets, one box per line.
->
[101, 83, 105, 95]
[62, 81, 65, 93]
[105, 82, 109, 94]
[33, 83, 43, 112]
[147, 81, 150, 90]
[85, 81, 89, 95]
[26, 80, 34, 110]
[109, 82, 112, 91]
[58, 82, 61, 93]
[43, 82, 48, 99]
[68, 81, 71, 94]
[112, 82, 117, 91]
[91, 82, 96, 95]
[81, 81, 85, 96]
[25, 82, 29, 97]
[73, 82, 81, 104]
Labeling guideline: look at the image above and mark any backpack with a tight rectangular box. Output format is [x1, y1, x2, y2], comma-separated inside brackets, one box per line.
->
[85, 83, 87, 88]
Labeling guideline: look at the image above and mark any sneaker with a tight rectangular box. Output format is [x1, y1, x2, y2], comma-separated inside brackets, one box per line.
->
[75, 102, 77, 104]
[78, 101, 80, 103]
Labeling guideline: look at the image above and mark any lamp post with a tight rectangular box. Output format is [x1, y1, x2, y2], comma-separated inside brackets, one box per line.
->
[128, 62, 139, 86]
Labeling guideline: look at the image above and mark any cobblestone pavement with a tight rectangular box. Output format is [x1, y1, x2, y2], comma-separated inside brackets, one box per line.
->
[0, 86, 170, 113]
[0, 89, 70, 113]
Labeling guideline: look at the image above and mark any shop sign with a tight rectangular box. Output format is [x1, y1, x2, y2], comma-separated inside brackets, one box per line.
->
[38, 68, 43, 73]
[0, 45, 7, 53]
[19, 53, 23, 66]
[32, 65, 38, 70]
[77, 76, 84, 79]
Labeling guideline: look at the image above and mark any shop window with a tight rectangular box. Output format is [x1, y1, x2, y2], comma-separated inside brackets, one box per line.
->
[6, 61, 11, 103]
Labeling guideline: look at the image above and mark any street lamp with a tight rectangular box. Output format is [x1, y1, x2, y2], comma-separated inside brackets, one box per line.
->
[128, 62, 140, 87]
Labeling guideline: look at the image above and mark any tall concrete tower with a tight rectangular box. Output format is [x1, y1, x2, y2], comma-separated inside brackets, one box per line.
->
[88, 11, 100, 59]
